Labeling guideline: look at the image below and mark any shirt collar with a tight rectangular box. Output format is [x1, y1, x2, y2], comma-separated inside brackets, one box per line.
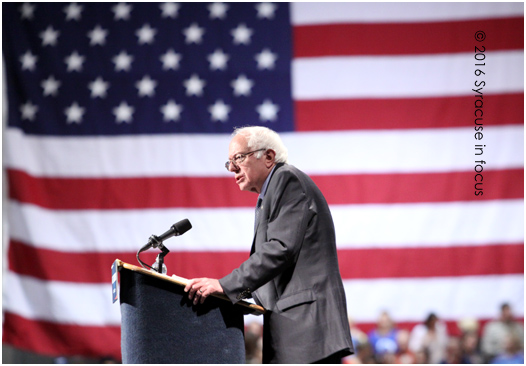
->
[258, 165, 277, 202]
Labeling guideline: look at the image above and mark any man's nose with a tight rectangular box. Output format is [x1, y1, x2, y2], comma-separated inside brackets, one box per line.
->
[227, 161, 239, 172]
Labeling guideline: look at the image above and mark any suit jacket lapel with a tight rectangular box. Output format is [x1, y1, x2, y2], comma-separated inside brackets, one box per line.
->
[249, 163, 284, 255]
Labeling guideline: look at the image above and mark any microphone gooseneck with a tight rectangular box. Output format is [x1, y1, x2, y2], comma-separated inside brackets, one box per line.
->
[136, 219, 192, 272]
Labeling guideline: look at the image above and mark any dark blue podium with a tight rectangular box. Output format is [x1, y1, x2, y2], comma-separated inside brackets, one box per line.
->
[114, 260, 264, 364]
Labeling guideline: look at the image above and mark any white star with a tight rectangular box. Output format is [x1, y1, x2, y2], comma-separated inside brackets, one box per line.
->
[257, 99, 279, 121]
[209, 100, 231, 122]
[20, 101, 38, 121]
[231, 24, 253, 45]
[160, 49, 181, 70]
[231, 75, 254, 96]
[41, 75, 61, 96]
[255, 2, 277, 19]
[19, 3, 36, 20]
[255, 48, 277, 70]
[160, 2, 180, 18]
[208, 3, 228, 19]
[136, 24, 156, 45]
[136, 75, 157, 97]
[113, 51, 134, 71]
[64, 51, 85, 72]
[112, 3, 132, 20]
[183, 74, 206, 96]
[88, 77, 110, 98]
[113, 101, 134, 123]
[208, 49, 229, 70]
[87, 25, 108, 46]
[40, 26, 60, 46]
[160, 100, 183, 122]
[183, 23, 205, 44]
[64, 3, 83, 21]
[64, 102, 85, 124]
[20, 50, 38, 71]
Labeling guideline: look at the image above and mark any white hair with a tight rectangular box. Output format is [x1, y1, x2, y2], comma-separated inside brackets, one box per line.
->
[232, 126, 288, 163]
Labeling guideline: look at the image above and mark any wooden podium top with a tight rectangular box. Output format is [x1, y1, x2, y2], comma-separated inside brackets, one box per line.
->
[115, 259, 265, 315]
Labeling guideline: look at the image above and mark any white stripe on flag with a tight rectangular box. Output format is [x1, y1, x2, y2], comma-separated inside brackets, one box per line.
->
[9, 199, 523, 252]
[5, 125, 523, 177]
[293, 51, 523, 99]
[286, 126, 523, 175]
[343, 275, 524, 323]
[3, 271, 121, 326]
[291, 2, 524, 25]
[4, 270, 523, 326]
[331, 199, 523, 248]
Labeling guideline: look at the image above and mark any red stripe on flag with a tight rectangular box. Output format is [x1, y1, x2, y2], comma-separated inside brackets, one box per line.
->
[314, 169, 524, 204]
[9, 240, 523, 283]
[338, 244, 524, 280]
[8, 240, 249, 283]
[7, 169, 523, 209]
[2, 312, 121, 360]
[6, 169, 255, 209]
[295, 94, 524, 131]
[294, 17, 524, 57]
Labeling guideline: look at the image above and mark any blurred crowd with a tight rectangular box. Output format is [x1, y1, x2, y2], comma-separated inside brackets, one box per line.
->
[9, 301, 519, 364]
[244, 303, 524, 364]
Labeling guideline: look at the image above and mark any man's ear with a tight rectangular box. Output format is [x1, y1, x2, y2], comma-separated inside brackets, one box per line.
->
[265, 149, 276, 167]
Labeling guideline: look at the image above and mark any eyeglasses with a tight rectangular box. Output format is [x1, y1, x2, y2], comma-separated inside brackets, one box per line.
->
[225, 149, 265, 171]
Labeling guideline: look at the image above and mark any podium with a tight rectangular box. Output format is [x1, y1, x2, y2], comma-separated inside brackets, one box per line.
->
[114, 260, 265, 364]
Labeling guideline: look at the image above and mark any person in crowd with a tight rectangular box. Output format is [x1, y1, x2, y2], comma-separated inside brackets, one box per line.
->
[244, 321, 263, 364]
[441, 336, 471, 364]
[343, 341, 375, 364]
[395, 329, 416, 364]
[460, 330, 484, 364]
[348, 317, 369, 351]
[368, 311, 399, 363]
[409, 312, 448, 364]
[456, 318, 483, 364]
[368, 311, 399, 355]
[343, 318, 371, 364]
[185, 126, 353, 363]
[413, 348, 430, 364]
[482, 303, 524, 362]
[490, 332, 524, 364]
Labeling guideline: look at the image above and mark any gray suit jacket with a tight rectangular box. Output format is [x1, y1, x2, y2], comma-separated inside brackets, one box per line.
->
[220, 163, 353, 363]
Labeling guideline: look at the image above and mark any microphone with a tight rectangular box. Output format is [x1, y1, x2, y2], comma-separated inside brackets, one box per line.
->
[150, 219, 192, 247]
[136, 219, 192, 273]
[138, 219, 192, 253]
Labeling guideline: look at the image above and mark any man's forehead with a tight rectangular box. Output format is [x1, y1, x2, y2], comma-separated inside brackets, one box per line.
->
[228, 135, 248, 155]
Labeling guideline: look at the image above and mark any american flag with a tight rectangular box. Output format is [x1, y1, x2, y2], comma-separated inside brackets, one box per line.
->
[2, 2, 523, 360]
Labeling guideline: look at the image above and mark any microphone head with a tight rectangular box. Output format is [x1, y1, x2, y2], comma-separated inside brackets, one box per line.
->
[173, 219, 192, 235]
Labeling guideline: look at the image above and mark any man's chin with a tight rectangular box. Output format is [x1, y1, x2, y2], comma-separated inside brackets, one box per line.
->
[238, 183, 255, 193]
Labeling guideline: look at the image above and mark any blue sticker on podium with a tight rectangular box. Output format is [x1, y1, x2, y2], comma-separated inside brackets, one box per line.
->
[112, 261, 119, 303]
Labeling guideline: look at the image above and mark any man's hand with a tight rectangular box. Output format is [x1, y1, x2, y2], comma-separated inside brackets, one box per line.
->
[184, 278, 224, 305]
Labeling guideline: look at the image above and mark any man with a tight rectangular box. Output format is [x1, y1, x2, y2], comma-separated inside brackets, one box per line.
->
[481, 303, 524, 362]
[185, 126, 353, 363]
